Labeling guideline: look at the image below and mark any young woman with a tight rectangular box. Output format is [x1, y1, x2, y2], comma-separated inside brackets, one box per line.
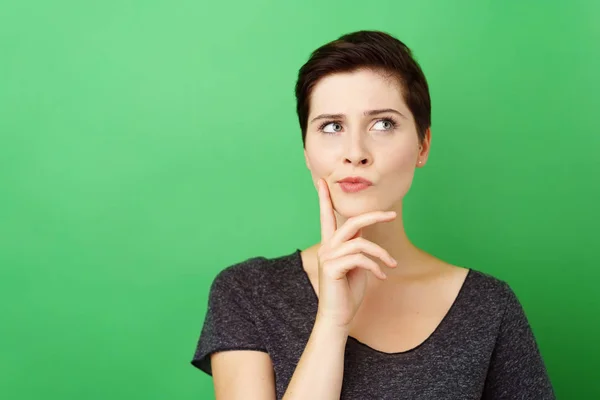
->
[191, 30, 556, 399]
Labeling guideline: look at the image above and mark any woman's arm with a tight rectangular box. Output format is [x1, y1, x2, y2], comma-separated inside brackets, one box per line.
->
[206, 180, 395, 399]
[211, 350, 276, 400]
[210, 317, 348, 400]
[282, 317, 349, 400]
[279, 181, 397, 399]
[482, 282, 556, 399]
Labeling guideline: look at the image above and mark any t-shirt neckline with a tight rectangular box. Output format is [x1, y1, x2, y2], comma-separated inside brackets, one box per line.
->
[292, 248, 473, 356]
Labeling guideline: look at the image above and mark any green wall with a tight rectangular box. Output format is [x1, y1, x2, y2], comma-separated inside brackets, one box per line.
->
[2, 0, 598, 398]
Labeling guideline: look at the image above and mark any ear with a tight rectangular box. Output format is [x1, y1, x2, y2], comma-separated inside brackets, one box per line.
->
[416, 127, 432, 167]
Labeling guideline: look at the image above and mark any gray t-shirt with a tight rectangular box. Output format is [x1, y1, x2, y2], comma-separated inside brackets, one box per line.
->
[191, 248, 556, 399]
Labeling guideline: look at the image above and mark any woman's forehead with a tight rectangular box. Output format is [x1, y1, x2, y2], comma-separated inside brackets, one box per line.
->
[309, 70, 408, 117]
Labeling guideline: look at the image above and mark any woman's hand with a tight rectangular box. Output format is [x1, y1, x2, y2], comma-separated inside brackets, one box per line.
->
[315, 178, 398, 329]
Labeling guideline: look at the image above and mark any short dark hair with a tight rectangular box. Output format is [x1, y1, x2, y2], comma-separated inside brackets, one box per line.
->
[294, 30, 431, 147]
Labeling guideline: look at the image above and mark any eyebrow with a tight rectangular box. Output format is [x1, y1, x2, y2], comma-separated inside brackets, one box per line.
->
[309, 108, 406, 124]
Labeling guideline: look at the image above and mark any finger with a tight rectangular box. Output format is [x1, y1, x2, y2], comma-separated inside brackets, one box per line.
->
[322, 253, 387, 281]
[329, 211, 397, 247]
[327, 237, 397, 268]
[318, 178, 337, 243]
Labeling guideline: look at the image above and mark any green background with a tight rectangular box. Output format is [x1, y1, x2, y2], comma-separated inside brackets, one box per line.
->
[2, 0, 598, 398]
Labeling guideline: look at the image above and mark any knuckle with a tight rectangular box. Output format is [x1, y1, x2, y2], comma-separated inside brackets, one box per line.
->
[319, 254, 332, 266]
[317, 245, 330, 258]
[355, 237, 372, 251]
[351, 252, 369, 264]
[354, 237, 368, 246]
[346, 215, 362, 227]
[322, 266, 336, 278]
[346, 215, 358, 223]
[355, 238, 379, 255]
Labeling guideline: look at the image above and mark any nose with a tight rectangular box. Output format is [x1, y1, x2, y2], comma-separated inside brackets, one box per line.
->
[343, 134, 372, 166]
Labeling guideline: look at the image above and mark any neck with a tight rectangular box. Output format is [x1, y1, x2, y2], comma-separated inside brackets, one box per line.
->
[311, 205, 433, 281]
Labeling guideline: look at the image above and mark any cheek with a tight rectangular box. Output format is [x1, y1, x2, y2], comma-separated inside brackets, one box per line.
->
[382, 150, 418, 196]
[306, 147, 335, 177]
[305, 154, 332, 189]
[308, 155, 329, 173]
[389, 152, 415, 171]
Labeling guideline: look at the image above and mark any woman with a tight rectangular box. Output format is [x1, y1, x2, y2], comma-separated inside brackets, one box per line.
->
[191, 30, 556, 399]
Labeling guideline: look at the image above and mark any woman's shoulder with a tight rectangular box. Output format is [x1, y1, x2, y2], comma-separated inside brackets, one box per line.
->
[461, 267, 526, 318]
[433, 254, 514, 306]
[467, 268, 510, 290]
[209, 249, 301, 292]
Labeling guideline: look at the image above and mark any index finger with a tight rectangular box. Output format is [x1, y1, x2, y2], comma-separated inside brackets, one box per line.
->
[318, 178, 337, 243]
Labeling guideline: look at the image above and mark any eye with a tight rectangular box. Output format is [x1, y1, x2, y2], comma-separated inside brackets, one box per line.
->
[372, 118, 398, 131]
[319, 121, 343, 134]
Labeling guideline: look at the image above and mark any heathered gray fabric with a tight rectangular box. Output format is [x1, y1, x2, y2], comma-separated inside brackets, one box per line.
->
[191, 248, 556, 399]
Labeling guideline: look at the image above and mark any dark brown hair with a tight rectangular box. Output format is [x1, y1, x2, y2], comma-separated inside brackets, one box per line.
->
[294, 30, 431, 147]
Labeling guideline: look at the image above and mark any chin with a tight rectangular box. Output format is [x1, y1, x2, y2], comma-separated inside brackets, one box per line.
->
[332, 198, 389, 218]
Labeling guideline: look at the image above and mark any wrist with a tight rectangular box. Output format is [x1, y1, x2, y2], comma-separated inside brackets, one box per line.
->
[313, 315, 351, 338]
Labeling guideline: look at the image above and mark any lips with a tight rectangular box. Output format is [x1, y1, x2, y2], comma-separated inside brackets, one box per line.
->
[337, 177, 373, 185]
[337, 177, 373, 193]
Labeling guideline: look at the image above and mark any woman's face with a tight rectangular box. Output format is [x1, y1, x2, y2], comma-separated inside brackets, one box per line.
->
[304, 68, 431, 218]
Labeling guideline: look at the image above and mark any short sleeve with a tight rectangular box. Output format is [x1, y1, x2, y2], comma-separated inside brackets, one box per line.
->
[190, 264, 268, 376]
[482, 282, 556, 399]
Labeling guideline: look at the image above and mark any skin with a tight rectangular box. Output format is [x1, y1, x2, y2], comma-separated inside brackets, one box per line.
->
[301, 68, 470, 353]
[210, 68, 472, 399]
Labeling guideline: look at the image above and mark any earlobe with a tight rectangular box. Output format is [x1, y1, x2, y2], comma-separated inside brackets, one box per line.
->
[418, 128, 432, 163]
